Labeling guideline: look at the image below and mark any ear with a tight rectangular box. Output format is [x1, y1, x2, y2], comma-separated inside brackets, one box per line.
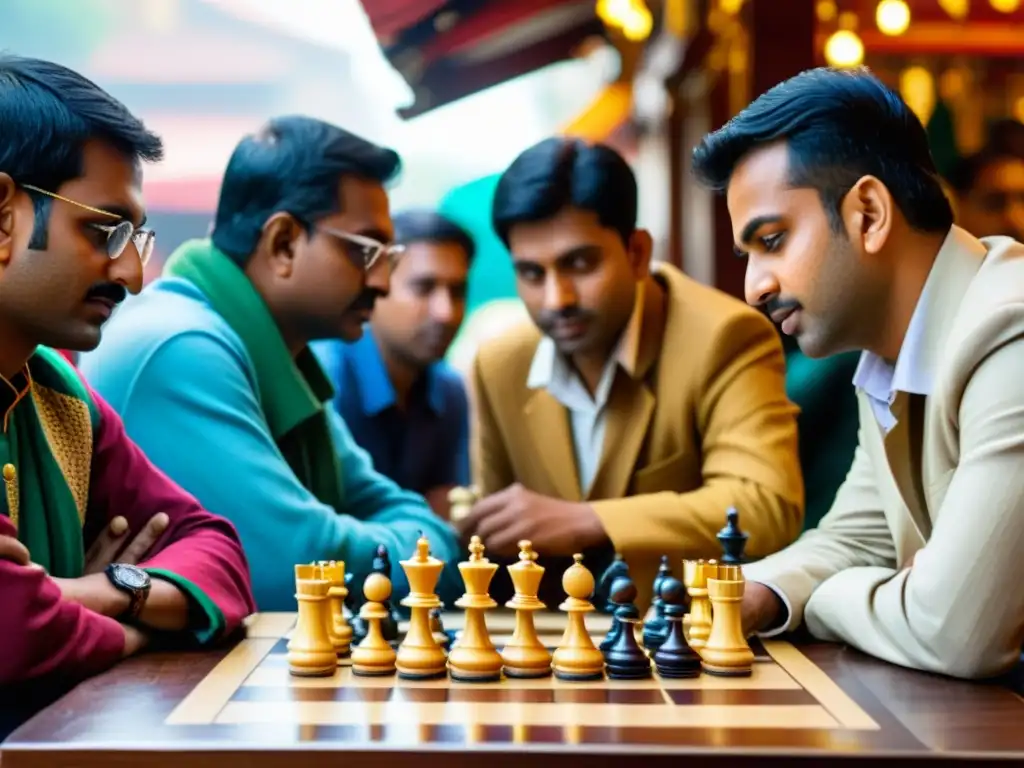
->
[626, 228, 654, 277]
[843, 175, 893, 256]
[259, 212, 304, 278]
[0, 173, 17, 267]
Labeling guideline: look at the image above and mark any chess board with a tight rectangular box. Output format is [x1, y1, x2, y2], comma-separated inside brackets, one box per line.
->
[164, 609, 880, 740]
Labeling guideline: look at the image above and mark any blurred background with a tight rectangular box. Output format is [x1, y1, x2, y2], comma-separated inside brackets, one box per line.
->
[3, 0, 1024, 364]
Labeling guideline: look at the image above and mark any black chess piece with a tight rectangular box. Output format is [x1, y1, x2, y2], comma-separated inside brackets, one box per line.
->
[652, 576, 702, 678]
[597, 553, 630, 614]
[344, 571, 368, 644]
[603, 576, 651, 679]
[642, 556, 672, 651]
[717, 507, 749, 565]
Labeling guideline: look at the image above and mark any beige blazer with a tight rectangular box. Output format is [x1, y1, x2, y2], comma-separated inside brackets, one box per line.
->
[470, 262, 805, 610]
[743, 226, 1024, 680]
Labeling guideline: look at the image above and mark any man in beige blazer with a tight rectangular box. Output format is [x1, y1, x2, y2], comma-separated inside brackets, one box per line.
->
[692, 66, 1024, 680]
[458, 137, 805, 609]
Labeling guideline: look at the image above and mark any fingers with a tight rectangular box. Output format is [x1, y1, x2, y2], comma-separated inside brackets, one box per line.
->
[0, 534, 31, 566]
[455, 484, 518, 537]
[118, 513, 169, 565]
[84, 516, 130, 575]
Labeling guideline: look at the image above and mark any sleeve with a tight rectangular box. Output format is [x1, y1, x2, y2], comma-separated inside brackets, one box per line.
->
[0, 516, 125, 685]
[114, 332, 462, 608]
[797, 332, 1024, 679]
[84, 386, 256, 645]
[469, 352, 515, 494]
[741, 418, 897, 634]
[590, 309, 806, 565]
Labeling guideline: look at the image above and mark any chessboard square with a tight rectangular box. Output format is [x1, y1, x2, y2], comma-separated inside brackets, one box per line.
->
[243, 612, 297, 638]
[214, 700, 841, 730]
[448, 689, 555, 704]
[666, 689, 818, 707]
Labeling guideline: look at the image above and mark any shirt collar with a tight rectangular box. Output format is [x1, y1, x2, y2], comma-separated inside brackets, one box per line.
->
[351, 328, 446, 416]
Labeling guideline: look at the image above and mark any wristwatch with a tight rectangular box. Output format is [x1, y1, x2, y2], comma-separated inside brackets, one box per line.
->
[105, 563, 151, 620]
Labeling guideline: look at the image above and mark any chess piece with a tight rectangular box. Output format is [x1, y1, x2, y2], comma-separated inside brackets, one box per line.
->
[396, 534, 448, 679]
[686, 559, 716, 650]
[345, 570, 367, 644]
[501, 540, 552, 678]
[448, 485, 480, 524]
[717, 507, 749, 565]
[642, 556, 672, 651]
[597, 553, 630, 613]
[371, 543, 400, 642]
[447, 536, 503, 682]
[603, 575, 651, 679]
[699, 565, 754, 677]
[429, 605, 450, 649]
[287, 564, 338, 677]
[319, 560, 352, 659]
[350, 571, 398, 676]
[652, 576, 701, 678]
[552, 553, 605, 681]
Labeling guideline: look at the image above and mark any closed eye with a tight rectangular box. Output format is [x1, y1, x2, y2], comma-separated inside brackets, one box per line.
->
[762, 232, 786, 252]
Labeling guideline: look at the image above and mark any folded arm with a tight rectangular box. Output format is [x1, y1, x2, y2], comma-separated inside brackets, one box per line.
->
[84, 385, 256, 644]
[800, 331, 1024, 679]
[591, 311, 805, 565]
[0, 516, 125, 685]
[115, 332, 461, 609]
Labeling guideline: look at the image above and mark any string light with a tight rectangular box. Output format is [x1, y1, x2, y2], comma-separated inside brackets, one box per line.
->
[876, 0, 911, 35]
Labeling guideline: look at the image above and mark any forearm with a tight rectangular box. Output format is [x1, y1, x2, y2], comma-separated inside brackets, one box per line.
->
[52, 572, 190, 631]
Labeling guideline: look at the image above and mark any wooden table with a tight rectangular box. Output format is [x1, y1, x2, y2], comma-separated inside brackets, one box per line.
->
[2, 611, 1024, 767]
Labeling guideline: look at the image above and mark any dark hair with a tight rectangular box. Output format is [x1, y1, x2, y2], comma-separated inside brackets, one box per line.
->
[491, 137, 637, 246]
[691, 66, 953, 234]
[392, 209, 476, 263]
[0, 53, 163, 247]
[211, 115, 402, 262]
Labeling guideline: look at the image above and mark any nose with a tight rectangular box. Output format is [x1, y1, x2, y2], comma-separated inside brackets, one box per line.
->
[744, 257, 779, 309]
[107, 245, 145, 295]
[430, 289, 457, 325]
[364, 253, 392, 296]
[543, 271, 576, 312]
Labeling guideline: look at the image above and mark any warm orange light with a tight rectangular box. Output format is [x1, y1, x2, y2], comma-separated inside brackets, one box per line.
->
[990, 0, 1021, 12]
[1014, 95, 1024, 123]
[824, 30, 864, 67]
[876, 0, 911, 35]
[938, 0, 969, 19]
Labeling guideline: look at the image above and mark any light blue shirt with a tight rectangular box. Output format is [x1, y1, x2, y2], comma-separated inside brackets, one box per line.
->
[78, 278, 463, 610]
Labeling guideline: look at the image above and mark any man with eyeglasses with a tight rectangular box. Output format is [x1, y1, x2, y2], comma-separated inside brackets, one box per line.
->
[0, 54, 255, 729]
[79, 116, 463, 610]
[311, 210, 475, 520]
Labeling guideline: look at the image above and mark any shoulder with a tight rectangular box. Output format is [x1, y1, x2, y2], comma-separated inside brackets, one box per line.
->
[473, 321, 543, 385]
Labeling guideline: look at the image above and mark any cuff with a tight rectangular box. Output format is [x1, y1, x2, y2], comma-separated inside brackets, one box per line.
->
[144, 568, 226, 645]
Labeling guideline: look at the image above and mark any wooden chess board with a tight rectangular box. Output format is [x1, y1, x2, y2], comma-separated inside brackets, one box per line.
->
[6, 610, 1024, 768]
[164, 610, 878, 734]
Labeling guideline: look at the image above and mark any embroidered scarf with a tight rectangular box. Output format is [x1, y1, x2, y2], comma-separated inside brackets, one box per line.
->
[3, 346, 98, 577]
[162, 239, 344, 511]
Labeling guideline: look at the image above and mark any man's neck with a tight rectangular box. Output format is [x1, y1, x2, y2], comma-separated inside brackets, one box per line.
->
[0, 321, 37, 381]
[872, 230, 946, 362]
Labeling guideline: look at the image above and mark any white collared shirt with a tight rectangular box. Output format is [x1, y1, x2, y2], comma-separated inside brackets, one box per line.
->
[526, 336, 620, 495]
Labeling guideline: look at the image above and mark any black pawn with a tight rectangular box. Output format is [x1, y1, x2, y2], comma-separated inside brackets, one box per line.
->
[344, 571, 368, 644]
[597, 553, 630, 614]
[717, 507, 749, 565]
[603, 576, 651, 679]
[652, 576, 702, 678]
[642, 556, 672, 651]
[371, 543, 400, 643]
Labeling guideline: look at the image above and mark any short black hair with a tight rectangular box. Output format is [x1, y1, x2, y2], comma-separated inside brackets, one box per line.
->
[691, 66, 953, 234]
[0, 53, 163, 246]
[211, 115, 402, 263]
[491, 137, 637, 247]
[393, 209, 475, 263]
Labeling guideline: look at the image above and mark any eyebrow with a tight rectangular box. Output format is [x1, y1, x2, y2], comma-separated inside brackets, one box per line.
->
[734, 214, 784, 256]
[89, 204, 148, 228]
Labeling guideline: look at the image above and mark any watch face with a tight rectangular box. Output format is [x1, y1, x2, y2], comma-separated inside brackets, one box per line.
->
[113, 564, 149, 589]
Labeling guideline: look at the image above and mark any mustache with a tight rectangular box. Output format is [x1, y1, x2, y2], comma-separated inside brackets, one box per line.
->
[85, 282, 127, 305]
[537, 306, 594, 328]
[348, 288, 386, 312]
[764, 297, 801, 316]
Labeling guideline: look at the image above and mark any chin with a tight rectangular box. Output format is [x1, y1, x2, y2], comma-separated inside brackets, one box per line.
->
[41, 326, 102, 353]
